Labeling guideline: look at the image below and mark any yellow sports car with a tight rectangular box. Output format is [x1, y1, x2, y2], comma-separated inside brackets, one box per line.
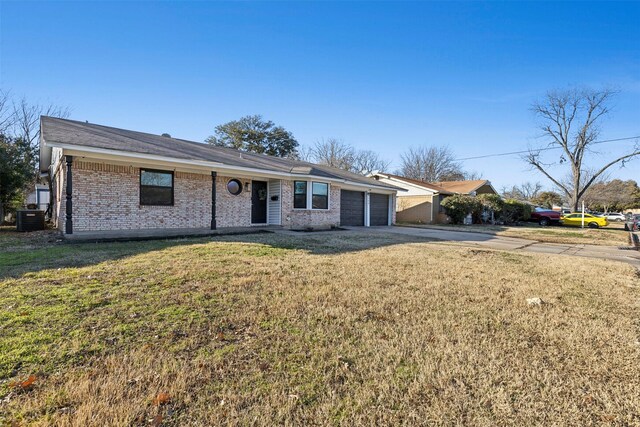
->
[560, 213, 609, 228]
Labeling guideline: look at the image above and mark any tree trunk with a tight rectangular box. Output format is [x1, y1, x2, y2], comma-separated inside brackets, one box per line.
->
[572, 165, 581, 212]
[0, 205, 4, 226]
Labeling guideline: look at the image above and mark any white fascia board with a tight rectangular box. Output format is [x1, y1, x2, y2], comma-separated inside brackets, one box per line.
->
[49, 141, 398, 192]
[378, 176, 434, 195]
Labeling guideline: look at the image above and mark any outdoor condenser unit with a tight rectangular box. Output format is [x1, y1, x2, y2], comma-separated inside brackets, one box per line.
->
[16, 210, 45, 232]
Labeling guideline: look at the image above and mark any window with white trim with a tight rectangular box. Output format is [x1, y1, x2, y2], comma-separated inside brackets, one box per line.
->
[294, 181, 307, 209]
[293, 180, 330, 210]
[311, 182, 328, 209]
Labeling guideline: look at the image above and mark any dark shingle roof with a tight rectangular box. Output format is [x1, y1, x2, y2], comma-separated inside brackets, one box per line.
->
[40, 117, 398, 190]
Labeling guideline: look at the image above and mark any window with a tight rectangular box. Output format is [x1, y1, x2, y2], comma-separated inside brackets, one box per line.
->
[227, 179, 242, 195]
[312, 182, 329, 209]
[293, 181, 330, 210]
[294, 181, 307, 209]
[140, 169, 173, 206]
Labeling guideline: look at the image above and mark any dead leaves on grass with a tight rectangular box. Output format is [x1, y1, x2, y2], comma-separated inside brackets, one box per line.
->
[153, 392, 171, 406]
[8, 375, 36, 391]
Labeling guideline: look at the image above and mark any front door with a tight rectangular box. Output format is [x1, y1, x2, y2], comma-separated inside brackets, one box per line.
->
[251, 180, 268, 224]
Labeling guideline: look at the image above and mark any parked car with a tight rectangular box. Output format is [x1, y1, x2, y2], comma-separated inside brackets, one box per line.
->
[605, 212, 626, 222]
[560, 213, 609, 228]
[530, 207, 561, 226]
[624, 214, 640, 231]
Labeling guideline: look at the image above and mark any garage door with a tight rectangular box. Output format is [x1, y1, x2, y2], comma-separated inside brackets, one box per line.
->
[340, 190, 365, 226]
[370, 194, 389, 226]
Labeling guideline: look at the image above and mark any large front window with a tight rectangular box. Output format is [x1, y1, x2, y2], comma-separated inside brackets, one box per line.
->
[293, 180, 329, 210]
[312, 182, 329, 209]
[140, 169, 174, 206]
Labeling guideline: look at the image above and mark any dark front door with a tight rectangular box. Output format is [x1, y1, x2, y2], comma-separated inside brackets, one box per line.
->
[251, 180, 268, 224]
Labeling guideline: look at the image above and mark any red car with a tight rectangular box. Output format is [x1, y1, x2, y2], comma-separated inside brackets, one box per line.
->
[530, 207, 561, 226]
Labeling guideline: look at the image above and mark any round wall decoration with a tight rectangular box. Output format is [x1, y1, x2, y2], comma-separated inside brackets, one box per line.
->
[227, 179, 242, 195]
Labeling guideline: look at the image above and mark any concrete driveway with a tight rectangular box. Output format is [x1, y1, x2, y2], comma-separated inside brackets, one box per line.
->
[364, 226, 640, 268]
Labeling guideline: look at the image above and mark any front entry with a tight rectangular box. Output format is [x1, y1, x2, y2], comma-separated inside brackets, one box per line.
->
[251, 180, 268, 224]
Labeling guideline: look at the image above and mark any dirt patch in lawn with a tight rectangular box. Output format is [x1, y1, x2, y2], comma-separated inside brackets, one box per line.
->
[1, 231, 639, 425]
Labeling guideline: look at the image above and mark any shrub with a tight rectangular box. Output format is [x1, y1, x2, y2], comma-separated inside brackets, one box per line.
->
[501, 199, 532, 223]
[477, 194, 504, 223]
[441, 194, 482, 224]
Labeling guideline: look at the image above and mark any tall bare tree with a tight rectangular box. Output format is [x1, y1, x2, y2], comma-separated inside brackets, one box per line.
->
[399, 145, 463, 182]
[526, 87, 640, 211]
[311, 138, 355, 170]
[12, 96, 70, 148]
[502, 181, 543, 201]
[310, 138, 389, 175]
[0, 90, 13, 134]
[351, 149, 390, 175]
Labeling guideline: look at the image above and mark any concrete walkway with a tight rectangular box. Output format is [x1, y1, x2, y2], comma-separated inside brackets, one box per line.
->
[367, 226, 640, 268]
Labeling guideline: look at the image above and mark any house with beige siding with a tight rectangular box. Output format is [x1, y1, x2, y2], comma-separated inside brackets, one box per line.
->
[40, 117, 400, 239]
[370, 173, 497, 224]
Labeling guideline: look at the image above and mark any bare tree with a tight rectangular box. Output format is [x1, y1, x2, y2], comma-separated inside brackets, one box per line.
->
[311, 138, 355, 170]
[293, 144, 314, 162]
[12, 96, 70, 147]
[399, 146, 463, 182]
[526, 87, 640, 211]
[462, 170, 484, 181]
[308, 138, 390, 175]
[500, 181, 543, 201]
[351, 149, 391, 175]
[0, 90, 13, 134]
[519, 182, 543, 200]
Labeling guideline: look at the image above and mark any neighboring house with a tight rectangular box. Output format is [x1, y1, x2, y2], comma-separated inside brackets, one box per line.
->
[370, 174, 497, 224]
[432, 180, 498, 196]
[25, 184, 50, 212]
[39, 117, 401, 238]
[370, 173, 453, 224]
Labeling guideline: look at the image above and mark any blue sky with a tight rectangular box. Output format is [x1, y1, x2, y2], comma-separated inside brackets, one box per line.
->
[1, 1, 639, 190]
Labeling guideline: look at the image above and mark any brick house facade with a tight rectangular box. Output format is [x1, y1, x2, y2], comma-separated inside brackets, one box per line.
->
[50, 159, 348, 233]
[42, 117, 400, 238]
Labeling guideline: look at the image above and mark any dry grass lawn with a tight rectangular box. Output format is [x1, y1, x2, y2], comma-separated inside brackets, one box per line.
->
[402, 223, 630, 247]
[1, 228, 639, 426]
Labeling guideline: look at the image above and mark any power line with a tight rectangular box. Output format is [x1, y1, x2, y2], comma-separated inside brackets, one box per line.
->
[454, 135, 640, 161]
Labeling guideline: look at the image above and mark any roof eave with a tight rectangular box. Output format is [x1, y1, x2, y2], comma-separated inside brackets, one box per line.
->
[47, 142, 400, 192]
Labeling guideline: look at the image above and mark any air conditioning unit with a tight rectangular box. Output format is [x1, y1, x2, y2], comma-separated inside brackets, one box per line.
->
[16, 210, 45, 232]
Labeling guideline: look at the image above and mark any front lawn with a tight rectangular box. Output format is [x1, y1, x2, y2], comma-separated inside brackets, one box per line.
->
[1, 229, 639, 425]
